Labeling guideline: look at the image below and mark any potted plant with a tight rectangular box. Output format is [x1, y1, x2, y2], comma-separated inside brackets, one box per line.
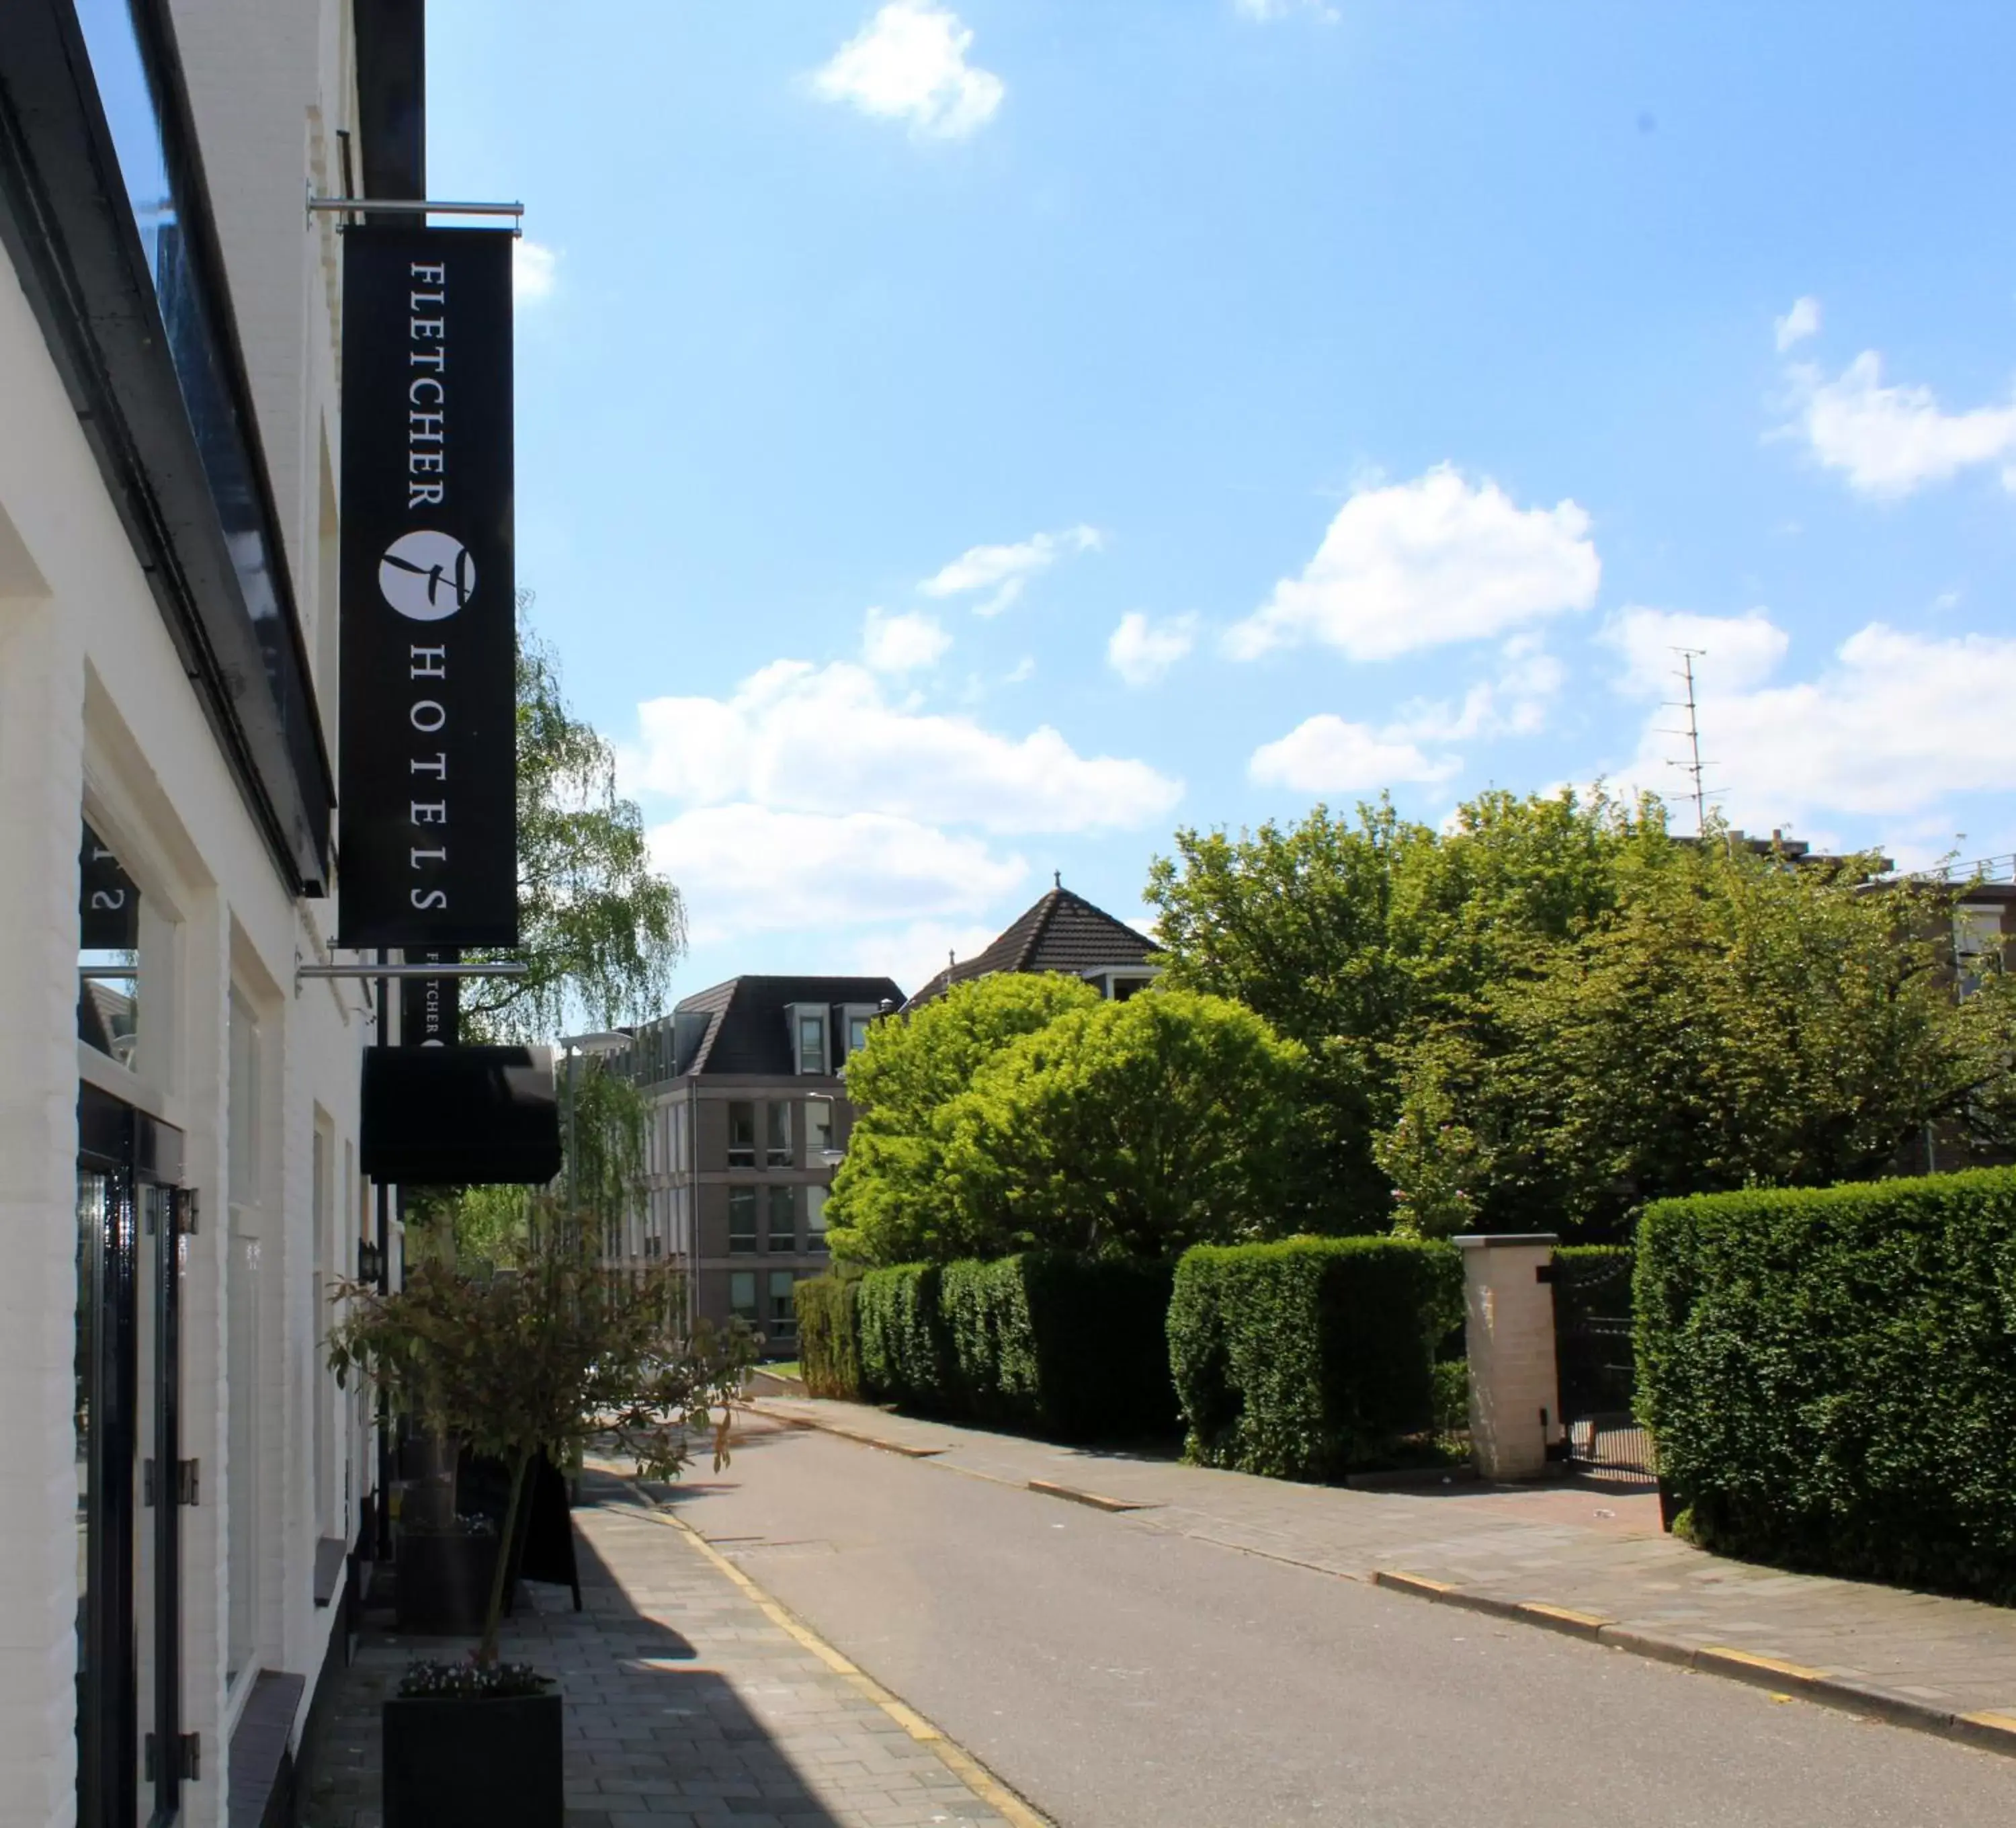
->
[331, 1207, 754, 1828]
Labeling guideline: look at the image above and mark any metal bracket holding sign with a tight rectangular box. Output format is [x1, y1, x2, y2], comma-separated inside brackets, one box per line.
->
[306, 192, 524, 236]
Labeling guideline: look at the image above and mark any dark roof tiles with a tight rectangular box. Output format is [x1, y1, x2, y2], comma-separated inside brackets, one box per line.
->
[661, 974, 905, 1079]
[903, 887, 1157, 1009]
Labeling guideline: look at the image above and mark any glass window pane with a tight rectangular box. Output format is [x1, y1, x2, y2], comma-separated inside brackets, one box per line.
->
[77, 821, 141, 1067]
[767, 1186, 796, 1253]
[798, 1015, 826, 1075]
[767, 1271, 797, 1331]
[765, 1102, 792, 1167]
[848, 1015, 872, 1056]
[727, 1100, 755, 1168]
[728, 1271, 757, 1319]
[806, 1186, 829, 1254]
[728, 1188, 757, 1253]
[226, 1232, 259, 1686]
[228, 993, 260, 1210]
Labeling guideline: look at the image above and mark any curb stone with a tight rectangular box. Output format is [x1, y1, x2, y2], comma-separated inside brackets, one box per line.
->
[1369, 1570, 2016, 1757]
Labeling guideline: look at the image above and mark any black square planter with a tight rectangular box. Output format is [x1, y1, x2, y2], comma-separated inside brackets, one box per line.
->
[382, 1688, 562, 1828]
[394, 1531, 503, 1636]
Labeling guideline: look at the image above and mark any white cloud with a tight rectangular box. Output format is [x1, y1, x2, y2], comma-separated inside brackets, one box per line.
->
[862, 606, 950, 673]
[1789, 351, 2016, 498]
[1625, 622, 2016, 822]
[1107, 612, 1197, 688]
[648, 806, 1024, 945]
[1384, 637, 1563, 741]
[812, 1, 1003, 140]
[919, 525, 1101, 617]
[840, 917, 1004, 994]
[513, 239, 558, 303]
[1602, 607, 1791, 700]
[1773, 295, 1820, 353]
[1224, 466, 1600, 661]
[627, 659, 1181, 835]
[1249, 716, 1460, 794]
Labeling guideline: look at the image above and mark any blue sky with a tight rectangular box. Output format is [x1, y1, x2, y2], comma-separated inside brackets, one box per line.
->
[429, 1, 2016, 1002]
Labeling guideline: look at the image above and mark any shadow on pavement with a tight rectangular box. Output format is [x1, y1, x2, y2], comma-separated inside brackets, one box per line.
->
[296, 1471, 855, 1828]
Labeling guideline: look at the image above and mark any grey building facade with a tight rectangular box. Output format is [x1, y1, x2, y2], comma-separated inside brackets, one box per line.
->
[620, 977, 903, 1353]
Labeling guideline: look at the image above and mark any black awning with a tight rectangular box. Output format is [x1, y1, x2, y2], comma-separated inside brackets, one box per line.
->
[360, 1046, 560, 1186]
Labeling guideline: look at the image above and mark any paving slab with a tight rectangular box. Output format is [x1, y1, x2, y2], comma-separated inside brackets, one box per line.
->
[297, 1466, 1035, 1828]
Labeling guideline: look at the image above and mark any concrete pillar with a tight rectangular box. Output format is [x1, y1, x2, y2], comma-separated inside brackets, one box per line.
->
[1458, 1235, 1562, 1482]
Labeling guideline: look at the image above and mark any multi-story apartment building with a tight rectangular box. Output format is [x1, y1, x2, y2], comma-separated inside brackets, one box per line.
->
[0, 3, 432, 1821]
[620, 977, 904, 1353]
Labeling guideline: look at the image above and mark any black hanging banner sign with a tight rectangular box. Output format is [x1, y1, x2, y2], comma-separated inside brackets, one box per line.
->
[401, 948, 461, 1046]
[338, 227, 517, 947]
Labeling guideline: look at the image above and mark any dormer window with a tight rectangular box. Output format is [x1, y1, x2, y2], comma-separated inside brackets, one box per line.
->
[785, 1003, 828, 1075]
[839, 1003, 880, 1062]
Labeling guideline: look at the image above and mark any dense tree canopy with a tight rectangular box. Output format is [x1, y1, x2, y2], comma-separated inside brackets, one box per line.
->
[824, 978, 1312, 1265]
[825, 973, 1102, 1264]
[939, 988, 1314, 1260]
[1148, 790, 2016, 1239]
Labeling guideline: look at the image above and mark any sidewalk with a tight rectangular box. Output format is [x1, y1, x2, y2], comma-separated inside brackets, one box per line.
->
[747, 1395, 2016, 1752]
[299, 1466, 1037, 1828]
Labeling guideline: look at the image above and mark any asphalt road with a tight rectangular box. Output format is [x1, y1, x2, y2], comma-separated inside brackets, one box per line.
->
[658, 1413, 2016, 1828]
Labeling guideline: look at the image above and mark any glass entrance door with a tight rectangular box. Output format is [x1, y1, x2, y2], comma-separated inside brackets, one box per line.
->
[77, 1089, 184, 1828]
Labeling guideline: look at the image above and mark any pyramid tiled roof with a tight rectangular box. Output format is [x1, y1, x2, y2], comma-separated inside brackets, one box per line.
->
[902, 886, 1157, 1010]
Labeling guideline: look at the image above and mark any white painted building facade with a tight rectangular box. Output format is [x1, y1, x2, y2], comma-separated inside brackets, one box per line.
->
[0, 1, 421, 1820]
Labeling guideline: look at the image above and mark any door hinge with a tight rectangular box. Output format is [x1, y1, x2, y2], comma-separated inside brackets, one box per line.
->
[150, 1458, 199, 1505]
[172, 1187, 200, 1235]
[144, 1731, 200, 1782]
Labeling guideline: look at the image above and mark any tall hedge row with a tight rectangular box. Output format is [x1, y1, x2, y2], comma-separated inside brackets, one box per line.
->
[794, 1275, 864, 1399]
[941, 1255, 1177, 1440]
[839, 1256, 1179, 1440]
[1637, 1168, 2016, 1602]
[1168, 1237, 1463, 1481]
[855, 1264, 954, 1411]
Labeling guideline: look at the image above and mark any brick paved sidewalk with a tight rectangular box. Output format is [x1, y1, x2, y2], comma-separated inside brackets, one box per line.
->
[747, 1395, 2016, 1741]
[298, 1466, 1033, 1828]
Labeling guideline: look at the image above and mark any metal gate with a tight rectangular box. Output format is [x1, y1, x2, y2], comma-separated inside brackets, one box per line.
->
[1551, 1251, 1657, 1479]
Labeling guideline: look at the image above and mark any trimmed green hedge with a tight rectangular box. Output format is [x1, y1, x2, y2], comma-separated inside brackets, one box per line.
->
[794, 1276, 864, 1400]
[856, 1264, 954, 1412]
[1169, 1237, 1463, 1481]
[943, 1255, 1177, 1440]
[855, 1255, 1179, 1440]
[1637, 1169, 2016, 1602]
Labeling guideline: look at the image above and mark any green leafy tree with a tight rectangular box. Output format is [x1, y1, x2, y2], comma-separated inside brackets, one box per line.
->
[939, 988, 1315, 1259]
[1402, 836, 2016, 1235]
[460, 612, 685, 1042]
[825, 972, 1100, 1265]
[1145, 788, 1659, 1224]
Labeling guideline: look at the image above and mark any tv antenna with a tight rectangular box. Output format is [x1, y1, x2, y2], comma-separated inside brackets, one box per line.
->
[1656, 647, 1713, 835]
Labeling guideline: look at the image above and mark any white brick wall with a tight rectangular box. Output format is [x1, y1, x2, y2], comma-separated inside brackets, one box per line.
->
[0, 2, 365, 1817]
[0, 591, 89, 1827]
[1459, 1237, 1563, 1483]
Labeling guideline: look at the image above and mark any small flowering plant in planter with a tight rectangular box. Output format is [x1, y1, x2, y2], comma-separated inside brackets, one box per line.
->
[398, 1658, 550, 1700]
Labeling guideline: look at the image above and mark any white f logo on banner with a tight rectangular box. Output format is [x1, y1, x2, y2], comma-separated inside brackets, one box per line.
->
[379, 530, 476, 621]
